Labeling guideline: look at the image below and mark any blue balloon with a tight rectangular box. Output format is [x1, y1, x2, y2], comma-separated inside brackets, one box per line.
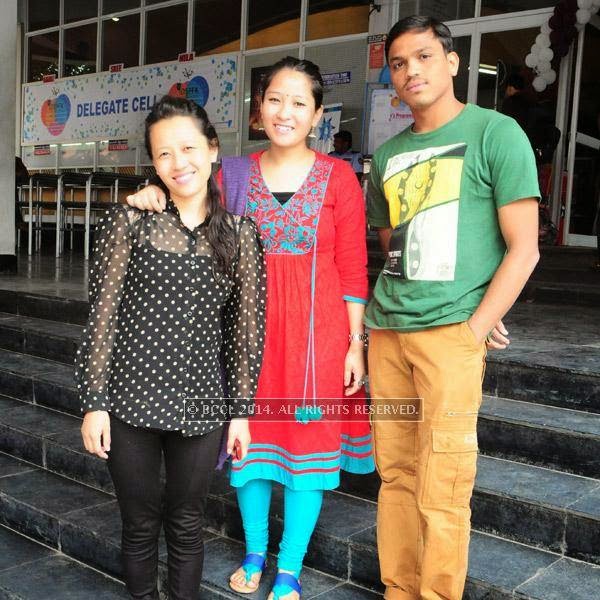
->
[186, 76, 209, 107]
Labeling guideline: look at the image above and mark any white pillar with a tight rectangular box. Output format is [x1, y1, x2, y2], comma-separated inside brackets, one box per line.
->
[0, 0, 17, 272]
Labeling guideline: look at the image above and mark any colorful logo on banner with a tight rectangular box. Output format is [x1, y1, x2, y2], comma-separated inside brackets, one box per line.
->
[41, 94, 71, 136]
[168, 75, 209, 107]
[22, 54, 238, 145]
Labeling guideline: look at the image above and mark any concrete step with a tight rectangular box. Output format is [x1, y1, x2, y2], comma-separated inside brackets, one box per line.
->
[478, 396, 600, 478]
[0, 452, 372, 599]
[2, 396, 599, 567]
[0, 312, 80, 365]
[1, 340, 597, 476]
[0, 290, 88, 326]
[2, 451, 599, 599]
[0, 525, 129, 599]
[0, 298, 597, 415]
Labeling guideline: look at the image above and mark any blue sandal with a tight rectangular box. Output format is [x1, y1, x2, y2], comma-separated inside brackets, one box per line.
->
[271, 572, 302, 599]
[229, 553, 267, 594]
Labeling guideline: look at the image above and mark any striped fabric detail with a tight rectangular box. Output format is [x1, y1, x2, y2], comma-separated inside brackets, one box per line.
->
[229, 436, 375, 490]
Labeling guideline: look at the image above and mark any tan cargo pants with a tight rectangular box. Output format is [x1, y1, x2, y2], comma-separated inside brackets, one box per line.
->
[368, 322, 487, 600]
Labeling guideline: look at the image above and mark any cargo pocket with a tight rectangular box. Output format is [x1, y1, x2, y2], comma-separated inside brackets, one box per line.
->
[372, 420, 416, 488]
[422, 429, 478, 506]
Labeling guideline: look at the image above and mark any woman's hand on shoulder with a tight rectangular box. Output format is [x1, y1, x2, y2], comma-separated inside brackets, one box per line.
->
[126, 184, 167, 213]
[227, 417, 251, 462]
[81, 410, 111, 460]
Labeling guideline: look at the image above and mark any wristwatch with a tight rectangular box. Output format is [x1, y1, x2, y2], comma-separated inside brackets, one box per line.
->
[349, 332, 368, 343]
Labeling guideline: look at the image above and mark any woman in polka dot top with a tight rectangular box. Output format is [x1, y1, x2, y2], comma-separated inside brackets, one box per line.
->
[77, 95, 266, 600]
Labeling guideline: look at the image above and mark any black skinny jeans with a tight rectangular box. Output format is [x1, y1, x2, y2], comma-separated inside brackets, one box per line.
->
[107, 416, 222, 600]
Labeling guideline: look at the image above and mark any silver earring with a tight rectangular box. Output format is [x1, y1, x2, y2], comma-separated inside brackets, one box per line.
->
[308, 126, 316, 139]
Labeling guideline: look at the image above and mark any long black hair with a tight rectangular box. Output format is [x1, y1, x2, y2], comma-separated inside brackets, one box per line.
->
[260, 56, 324, 110]
[144, 95, 236, 277]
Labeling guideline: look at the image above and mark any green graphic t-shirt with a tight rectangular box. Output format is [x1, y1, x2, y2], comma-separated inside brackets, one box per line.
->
[365, 103, 539, 331]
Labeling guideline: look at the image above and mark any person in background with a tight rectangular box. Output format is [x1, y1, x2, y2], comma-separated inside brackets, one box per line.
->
[501, 72, 532, 134]
[15, 157, 29, 228]
[328, 130, 363, 180]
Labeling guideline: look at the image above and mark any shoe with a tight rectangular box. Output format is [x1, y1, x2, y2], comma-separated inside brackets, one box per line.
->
[229, 553, 267, 594]
[268, 572, 301, 599]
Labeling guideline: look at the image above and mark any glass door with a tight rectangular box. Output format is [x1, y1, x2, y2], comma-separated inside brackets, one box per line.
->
[564, 16, 600, 247]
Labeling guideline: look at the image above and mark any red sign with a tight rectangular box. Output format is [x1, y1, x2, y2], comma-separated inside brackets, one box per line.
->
[109, 63, 124, 73]
[369, 42, 385, 69]
[178, 52, 195, 62]
[108, 139, 129, 151]
[42, 74, 56, 83]
[34, 145, 51, 156]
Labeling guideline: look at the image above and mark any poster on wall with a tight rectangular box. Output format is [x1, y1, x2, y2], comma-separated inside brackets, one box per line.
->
[22, 54, 238, 145]
[367, 89, 413, 154]
[309, 103, 342, 155]
[248, 66, 269, 140]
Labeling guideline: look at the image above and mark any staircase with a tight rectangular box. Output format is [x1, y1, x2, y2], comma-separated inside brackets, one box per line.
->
[0, 285, 599, 599]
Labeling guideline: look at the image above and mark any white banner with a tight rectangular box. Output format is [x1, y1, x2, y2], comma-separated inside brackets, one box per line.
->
[368, 89, 413, 154]
[22, 54, 239, 145]
[309, 103, 343, 155]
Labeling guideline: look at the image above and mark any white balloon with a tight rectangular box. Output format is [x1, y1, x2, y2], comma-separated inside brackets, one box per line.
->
[577, 0, 592, 9]
[530, 43, 541, 56]
[576, 8, 592, 24]
[541, 69, 557, 85]
[533, 76, 548, 92]
[525, 53, 538, 68]
[541, 21, 552, 35]
[536, 60, 552, 73]
[536, 33, 551, 48]
[539, 47, 554, 62]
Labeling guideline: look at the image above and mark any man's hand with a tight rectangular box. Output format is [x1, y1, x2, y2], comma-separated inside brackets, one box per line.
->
[81, 411, 111, 459]
[126, 184, 167, 213]
[486, 319, 510, 350]
[227, 418, 251, 462]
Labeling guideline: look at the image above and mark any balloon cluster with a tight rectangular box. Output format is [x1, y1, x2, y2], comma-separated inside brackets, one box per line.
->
[525, 0, 600, 92]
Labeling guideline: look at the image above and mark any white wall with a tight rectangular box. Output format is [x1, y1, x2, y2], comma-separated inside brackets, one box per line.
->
[0, 1, 17, 259]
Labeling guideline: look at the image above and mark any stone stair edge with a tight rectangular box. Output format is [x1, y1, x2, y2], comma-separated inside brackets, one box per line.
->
[1, 447, 591, 600]
[2, 396, 600, 525]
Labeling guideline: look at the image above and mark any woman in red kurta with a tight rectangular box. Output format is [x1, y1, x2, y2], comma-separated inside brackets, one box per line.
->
[226, 58, 373, 600]
[226, 148, 373, 493]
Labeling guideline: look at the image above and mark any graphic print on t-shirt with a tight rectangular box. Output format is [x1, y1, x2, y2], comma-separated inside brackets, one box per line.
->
[382, 143, 466, 281]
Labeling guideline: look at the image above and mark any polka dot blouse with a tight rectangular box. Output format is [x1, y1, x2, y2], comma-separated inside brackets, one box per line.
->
[76, 201, 266, 437]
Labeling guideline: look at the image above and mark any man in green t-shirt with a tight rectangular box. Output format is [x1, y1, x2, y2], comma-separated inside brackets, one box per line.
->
[366, 15, 540, 600]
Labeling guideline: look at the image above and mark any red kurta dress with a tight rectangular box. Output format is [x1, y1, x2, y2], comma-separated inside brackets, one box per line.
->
[229, 151, 374, 490]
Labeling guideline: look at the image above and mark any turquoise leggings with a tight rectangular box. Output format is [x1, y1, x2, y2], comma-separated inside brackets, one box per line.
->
[236, 479, 323, 576]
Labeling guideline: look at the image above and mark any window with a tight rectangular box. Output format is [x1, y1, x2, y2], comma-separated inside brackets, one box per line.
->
[305, 39, 367, 150]
[28, 0, 59, 31]
[398, 1, 476, 21]
[28, 32, 59, 82]
[307, 0, 369, 41]
[64, 0, 98, 24]
[63, 24, 97, 77]
[247, 0, 301, 50]
[102, 0, 140, 15]
[481, 1, 554, 17]
[102, 14, 140, 70]
[193, 0, 241, 55]
[145, 4, 188, 64]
